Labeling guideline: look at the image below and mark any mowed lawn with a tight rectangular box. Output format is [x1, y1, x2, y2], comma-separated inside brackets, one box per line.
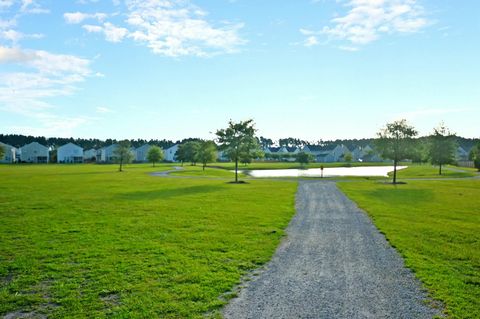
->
[338, 180, 480, 319]
[0, 164, 297, 318]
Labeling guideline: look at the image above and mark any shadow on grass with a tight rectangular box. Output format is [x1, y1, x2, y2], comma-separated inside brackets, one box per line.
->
[117, 184, 224, 200]
[366, 188, 434, 205]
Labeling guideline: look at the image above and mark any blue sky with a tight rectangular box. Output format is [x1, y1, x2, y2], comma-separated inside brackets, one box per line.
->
[0, 0, 478, 141]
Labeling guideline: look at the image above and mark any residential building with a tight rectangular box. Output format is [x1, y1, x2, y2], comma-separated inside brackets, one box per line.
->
[164, 144, 179, 162]
[20, 142, 49, 163]
[83, 149, 97, 162]
[135, 144, 151, 163]
[0, 142, 16, 163]
[57, 143, 83, 163]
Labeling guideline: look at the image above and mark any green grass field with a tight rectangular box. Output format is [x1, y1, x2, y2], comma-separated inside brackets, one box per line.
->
[392, 164, 477, 179]
[0, 164, 297, 318]
[1, 163, 477, 318]
[338, 180, 480, 319]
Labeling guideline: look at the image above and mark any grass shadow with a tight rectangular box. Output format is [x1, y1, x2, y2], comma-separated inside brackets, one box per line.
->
[117, 184, 224, 200]
[366, 188, 434, 205]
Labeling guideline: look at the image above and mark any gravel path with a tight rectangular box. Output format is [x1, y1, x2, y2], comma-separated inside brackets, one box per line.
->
[223, 181, 440, 319]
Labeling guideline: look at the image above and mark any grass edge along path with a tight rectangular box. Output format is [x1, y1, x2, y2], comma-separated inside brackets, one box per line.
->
[0, 164, 297, 318]
[338, 180, 480, 319]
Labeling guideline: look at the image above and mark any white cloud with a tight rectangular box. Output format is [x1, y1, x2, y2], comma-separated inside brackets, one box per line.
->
[96, 106, 114, 113]
[82, 22, 128, 43]
[0, 46, 95, 135]
[64, 11, 108, 24]
[103, 22, 128, 42]
[303, 0, 430, 49]
[82, 24, 103, 33]
[1, 29, 43, 42]
[71, 0, 245, 57]
[304, 36, 319, 47]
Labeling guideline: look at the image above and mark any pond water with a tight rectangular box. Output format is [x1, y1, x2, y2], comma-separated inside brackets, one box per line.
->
[244, 166, 408, 178]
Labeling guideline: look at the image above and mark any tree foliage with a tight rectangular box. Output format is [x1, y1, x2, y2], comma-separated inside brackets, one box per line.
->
[216, 119, 260, 183]
[428, 123, 457, 175]
[0, 144, 5, 160]
[296, 151, 314, 167]
[469, 142, 480, 171]
[147, 146, 164, 167]
[195, 141, 217, 170]
[177, 141, 201, 165]
[375, 119, 418, 184]
[113, 140, 134, 172]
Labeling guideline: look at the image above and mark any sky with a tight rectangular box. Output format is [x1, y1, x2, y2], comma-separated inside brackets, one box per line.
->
[0, 0, 479, 142]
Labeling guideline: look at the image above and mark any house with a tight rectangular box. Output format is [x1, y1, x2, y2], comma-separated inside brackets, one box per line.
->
[324, 144, 350, 162]
[134, 144, 151, 163]
[20, 142, 49, 163]
[83, 149, 97, 162]
[57, 143, 83, 163]
[97, 144, 118, 163]
[352, 145, 383, 162]
[0, 142, 16, 163]
[164, 144, 179, 162]
[302, 145, 330, 162]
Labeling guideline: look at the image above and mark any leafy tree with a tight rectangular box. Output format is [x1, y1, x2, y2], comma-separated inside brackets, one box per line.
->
[175, 144, 187, 166]
[259, 136, 273, 149]
[469, 143, 480, 171]
[178, 141, 201, 165]
[0, 144, 5, 160]
[375, 119, 418, 184]
[195, 141, 217, 171]
[344, 152, 353, 163]
[296, 151, 314, 167]
[428, 123, 457, 175]
[147, 145, 164, 167]
[113, 140, 134, 172]
[216, 119, 260, 183]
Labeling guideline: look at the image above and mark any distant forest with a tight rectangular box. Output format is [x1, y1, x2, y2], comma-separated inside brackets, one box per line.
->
[0, 134, 478, 151]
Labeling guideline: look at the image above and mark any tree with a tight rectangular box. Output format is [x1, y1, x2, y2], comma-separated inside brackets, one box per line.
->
[147, 145, 164, 167]
[179, 141, 201, 165]
[0, 144, 5, 160]
[428, 123, 457, 175]
[216, 119, 260, 183]
[375, 119, 418, 184]
[114, 140, 134, 172]
[344, 152, 353, 166]
[469, 143, 480, 171]
[195, 141, 217, 171]
[296, 151, 314, 167]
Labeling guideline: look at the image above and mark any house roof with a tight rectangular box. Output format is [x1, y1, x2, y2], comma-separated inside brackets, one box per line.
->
[58, 142, 82, 150]
[21, 142, 48, 150]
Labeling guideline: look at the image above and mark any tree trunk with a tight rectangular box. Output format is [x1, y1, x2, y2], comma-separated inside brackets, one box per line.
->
[439, 164, 442, 175]
[119, 159, 123, 172]
[203, 163, 206, 171]
[235, 158, 238, 183]
[393, 158, 397, 184]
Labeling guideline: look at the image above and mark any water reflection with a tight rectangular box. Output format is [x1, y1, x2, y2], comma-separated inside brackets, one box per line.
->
[244, 166, 407, 178]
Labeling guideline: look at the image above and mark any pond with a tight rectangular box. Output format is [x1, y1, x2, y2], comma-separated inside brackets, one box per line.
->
[243, 166, 408, 178]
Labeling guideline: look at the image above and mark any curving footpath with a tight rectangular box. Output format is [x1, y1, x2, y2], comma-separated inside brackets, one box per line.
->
[223, 181, 440, 319]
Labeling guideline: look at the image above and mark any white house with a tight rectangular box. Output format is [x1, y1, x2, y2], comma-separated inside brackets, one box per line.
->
[351, 145, 383, 162]
[83, 149, 97, 162]
[164, 144, 179, 162]
[134, 144, 151, 162]
[96, 144, 118, 163]
[57, 143, 83, 163]
[0, 142, 16, 163]
[20, 142, 49, 163]
[323, 144, 350, 162]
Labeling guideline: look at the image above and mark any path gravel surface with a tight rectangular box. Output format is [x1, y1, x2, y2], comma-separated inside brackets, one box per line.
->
[223, 181, 440, 319]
